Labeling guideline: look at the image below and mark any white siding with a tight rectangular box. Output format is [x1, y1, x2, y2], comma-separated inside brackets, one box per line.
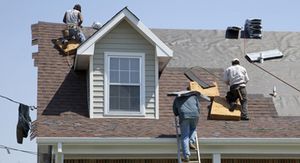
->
[92, 20, 156, 118]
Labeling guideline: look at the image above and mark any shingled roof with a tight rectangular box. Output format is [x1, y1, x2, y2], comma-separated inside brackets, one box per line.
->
[32, 22, 300, 138]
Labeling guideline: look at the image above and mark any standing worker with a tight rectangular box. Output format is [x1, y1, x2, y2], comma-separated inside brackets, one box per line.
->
[63, 4, 86, 44]
[173, 90, 200, 162]
[224, 58, 250, 120]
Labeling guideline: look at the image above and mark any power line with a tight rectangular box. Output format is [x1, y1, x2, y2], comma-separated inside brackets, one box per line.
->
[0, 94, 36, 110]
[241, 29, 300, 94]
[0, 145, 37, 156]
[252, 63, 300, 93]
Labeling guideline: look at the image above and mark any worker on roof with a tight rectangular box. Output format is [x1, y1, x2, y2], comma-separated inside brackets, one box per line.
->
[62, 4, 86, 44]
[224, 58, 250, 120]
[173, 88, 200, 162]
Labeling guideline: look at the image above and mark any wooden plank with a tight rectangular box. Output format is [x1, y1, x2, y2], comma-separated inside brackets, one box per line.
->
[189, 81, 220, 97]
[210, 96, 241, 121]
[53, 39, 80, 55]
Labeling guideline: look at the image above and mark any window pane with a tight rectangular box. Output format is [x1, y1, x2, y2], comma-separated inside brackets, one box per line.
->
[109, 97, 119, 111]
[110, 85, 119, 97]
[130, 58, 140, 71]
[130, 97, 140, 111]
[110, 58, 119, 70]
[109, 85, 140, 112]
[120, 71, 129, 83]
[130, 86, 140, 98]
[120, 58, 130, 70]
[130, 72, 139, 83]
[120, 97, 130, 111]
[110, 70, 119, 83]
[119, 86, 130, 96]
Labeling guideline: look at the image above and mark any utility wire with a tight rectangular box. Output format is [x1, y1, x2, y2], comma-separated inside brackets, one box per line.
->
[0, 94, 36, 110]
[241, 29, 300, 94]
[0, 145, 38, 155]
[251, 63, 300, 93]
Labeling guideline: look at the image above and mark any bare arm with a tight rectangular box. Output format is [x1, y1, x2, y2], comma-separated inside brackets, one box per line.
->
[78, 12, 83, 26]
[63, 12, 67, 23]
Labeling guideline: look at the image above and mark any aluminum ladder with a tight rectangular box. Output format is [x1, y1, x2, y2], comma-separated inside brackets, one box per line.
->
[175, 116, 201, 163]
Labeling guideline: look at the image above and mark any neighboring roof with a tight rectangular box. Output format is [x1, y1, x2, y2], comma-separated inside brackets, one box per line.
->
[74, 7, 173, 71]
[32, 22, 300, 139]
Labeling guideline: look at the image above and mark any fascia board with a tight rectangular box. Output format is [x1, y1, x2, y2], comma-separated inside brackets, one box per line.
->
[156, 45, 170, 57]
[37, 137, 300, 156]
[37, 137, 300, 145]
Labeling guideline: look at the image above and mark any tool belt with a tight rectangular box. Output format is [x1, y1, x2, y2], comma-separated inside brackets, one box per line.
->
[67, 24, 79, 29]
[62, 24, 79, 38]
[230, 83, 246, 90]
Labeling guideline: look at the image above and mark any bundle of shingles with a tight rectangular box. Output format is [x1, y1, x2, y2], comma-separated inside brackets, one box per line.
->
[244, 18, 262, 39]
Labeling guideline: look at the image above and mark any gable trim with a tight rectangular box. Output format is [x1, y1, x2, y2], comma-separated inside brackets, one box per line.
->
[76, 7, 173, 58]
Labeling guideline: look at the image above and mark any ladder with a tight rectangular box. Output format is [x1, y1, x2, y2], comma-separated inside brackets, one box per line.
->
[175, 116, 201, 163]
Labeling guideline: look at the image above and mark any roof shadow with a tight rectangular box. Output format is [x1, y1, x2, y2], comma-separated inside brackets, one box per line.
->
[42, 70, 89, 117]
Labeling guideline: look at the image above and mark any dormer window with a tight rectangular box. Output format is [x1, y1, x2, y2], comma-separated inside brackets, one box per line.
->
[104, 52, 145, 116]
[74, 7, 173, 119]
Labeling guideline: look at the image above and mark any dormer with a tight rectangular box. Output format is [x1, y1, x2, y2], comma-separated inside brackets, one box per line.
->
[74, 7, 173, 118]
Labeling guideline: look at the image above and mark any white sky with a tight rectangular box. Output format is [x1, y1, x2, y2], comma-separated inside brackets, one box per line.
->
[0, 0, 300, 162]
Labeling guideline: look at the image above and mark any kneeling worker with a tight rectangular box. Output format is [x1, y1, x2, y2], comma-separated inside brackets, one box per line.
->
[63, 4, 86, 44]
[224, 58, 250, 120]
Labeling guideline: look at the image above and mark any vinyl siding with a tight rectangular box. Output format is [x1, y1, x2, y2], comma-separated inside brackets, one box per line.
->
[91, 20, 156, 118]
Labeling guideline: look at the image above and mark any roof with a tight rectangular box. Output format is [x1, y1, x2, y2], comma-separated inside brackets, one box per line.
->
[151, 28, 300, 116]
[32, 22, 300, 138]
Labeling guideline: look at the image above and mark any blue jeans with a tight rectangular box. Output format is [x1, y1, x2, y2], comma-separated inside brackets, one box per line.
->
[67, 28, 86, 43]
[180, 118, 198, 159]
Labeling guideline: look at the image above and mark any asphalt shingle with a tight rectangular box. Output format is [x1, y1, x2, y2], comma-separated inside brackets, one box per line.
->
[32, 22, 300, 138]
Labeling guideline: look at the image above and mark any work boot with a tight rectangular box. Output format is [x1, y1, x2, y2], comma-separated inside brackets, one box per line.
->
[182, 156, 190, 162]
[241, 117, 250, 121]
[189, 143, 197, 150]
[229, 103, 237, 112]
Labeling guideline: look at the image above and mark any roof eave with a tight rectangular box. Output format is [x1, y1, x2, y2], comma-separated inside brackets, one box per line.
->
[37, 137, 300, 157]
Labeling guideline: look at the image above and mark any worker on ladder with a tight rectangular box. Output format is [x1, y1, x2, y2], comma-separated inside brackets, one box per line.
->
[224, 58, 250, 120]
[173, 89, 200, 162]
[62, 4, 86, 44]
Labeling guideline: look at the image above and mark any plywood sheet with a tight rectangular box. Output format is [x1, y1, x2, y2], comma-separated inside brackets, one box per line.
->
[210, 96, 241, 120]
[53, 39, 80, 55]
[189, 81, 220, 97]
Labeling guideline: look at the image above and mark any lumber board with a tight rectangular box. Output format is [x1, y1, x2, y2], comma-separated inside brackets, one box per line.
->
[210, 96, 241, 120]
[189, 81, 220, 97]
[53, 39, 80, 55]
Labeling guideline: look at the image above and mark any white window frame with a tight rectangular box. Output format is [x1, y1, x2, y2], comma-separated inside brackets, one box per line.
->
[104, 52, 145, 116]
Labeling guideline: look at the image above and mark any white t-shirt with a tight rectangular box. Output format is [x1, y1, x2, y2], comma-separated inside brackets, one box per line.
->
[224, 65, 249, 86]
[64, 9, 81, 25]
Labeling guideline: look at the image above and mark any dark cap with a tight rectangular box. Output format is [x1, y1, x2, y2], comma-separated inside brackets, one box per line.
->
[232, 58, 240, 65]
[73, 4, 81, 12]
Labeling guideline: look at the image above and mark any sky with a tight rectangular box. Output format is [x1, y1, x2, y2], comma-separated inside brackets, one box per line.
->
[0, 0, 300, 162]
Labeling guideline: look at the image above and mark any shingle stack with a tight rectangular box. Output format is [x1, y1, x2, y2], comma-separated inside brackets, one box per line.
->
[245, 18, 262, 39]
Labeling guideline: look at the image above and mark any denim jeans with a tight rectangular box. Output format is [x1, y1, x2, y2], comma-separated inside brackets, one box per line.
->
[180, 118, 198, 159]
[68, 28, 86, 43]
